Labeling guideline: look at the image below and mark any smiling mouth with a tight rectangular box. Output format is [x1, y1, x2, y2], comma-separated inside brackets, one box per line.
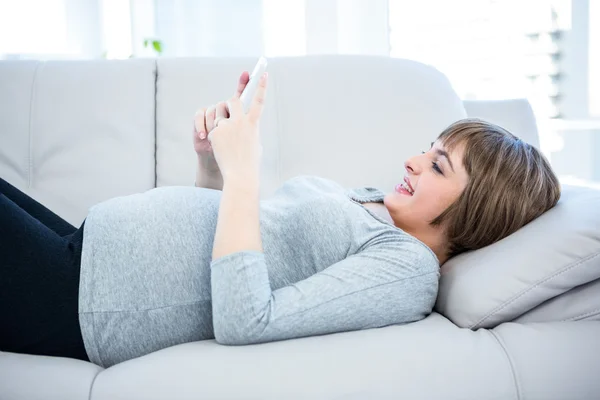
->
[404, 177, 415, 193]
[395, 181, 414, 195]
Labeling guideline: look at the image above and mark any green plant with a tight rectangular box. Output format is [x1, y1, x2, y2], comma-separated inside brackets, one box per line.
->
[101, 38, 164, 59]
[143, 38, 163, 56]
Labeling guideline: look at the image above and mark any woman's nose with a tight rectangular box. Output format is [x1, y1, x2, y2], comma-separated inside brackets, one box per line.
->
[405, 158, 420, 175]
[407, 151, 429, 174]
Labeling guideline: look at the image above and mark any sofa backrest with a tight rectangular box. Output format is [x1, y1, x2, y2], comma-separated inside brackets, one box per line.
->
[1, 56, 473, 226]
[0, 59, 156, 226]
[2, 56, 549, 227]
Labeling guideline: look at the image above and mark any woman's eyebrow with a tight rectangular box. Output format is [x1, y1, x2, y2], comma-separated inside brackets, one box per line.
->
[430, 142, 455, 172]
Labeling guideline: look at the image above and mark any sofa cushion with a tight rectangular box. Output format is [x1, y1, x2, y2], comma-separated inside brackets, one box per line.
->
[0, 351, 102, 400]
[513, 278, 600, 323]
[491, 320, 600, 400]
[463, 99, 540, 149]
[0, 59, 157, 226]
[89, 313, 518, 400]
[435, 184, 600, 329]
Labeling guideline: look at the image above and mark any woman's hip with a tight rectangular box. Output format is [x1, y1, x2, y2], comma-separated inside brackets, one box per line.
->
[0, 207, 88, 361]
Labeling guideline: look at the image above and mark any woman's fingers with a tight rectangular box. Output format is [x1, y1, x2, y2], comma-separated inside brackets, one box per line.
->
[226, 96, 243, 119]
[248, 72, 268, 124]
[215, 101, 228, 120]
[213, 101, 229, 129]
[234, 71, 250, 98]
[194, 107, 207, 138]
[205, 105, 217, 133]
[200, 71, 249, 137]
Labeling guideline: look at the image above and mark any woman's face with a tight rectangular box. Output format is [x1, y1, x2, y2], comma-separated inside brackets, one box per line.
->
[383, 140, 469, 234]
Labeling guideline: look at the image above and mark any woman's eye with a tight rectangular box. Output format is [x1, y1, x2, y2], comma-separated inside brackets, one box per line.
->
[432, 162, 443, 174]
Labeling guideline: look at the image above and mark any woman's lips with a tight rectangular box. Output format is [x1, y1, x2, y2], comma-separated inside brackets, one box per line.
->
[395, 184, 413, 196]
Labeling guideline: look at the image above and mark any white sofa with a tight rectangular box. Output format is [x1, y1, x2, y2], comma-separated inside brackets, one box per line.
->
[1, 55, 599, 400]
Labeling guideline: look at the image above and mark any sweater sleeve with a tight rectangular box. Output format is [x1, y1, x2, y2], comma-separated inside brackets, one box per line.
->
[209, 243, 440, 345]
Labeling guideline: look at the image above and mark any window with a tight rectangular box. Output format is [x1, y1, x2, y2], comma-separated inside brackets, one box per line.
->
[388, 0, 571, 120]
[0, 0, 68, 57]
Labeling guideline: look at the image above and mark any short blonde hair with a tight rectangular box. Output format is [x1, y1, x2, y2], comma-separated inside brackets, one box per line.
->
[430, 118, 561, 259]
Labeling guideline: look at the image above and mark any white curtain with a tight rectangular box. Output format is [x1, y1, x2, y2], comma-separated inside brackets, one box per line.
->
[130, 0, 390, 58]
[0, 0, 389, 59]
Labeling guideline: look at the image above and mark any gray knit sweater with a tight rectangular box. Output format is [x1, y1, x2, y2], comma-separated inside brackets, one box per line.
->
[79, 175, 440, 367]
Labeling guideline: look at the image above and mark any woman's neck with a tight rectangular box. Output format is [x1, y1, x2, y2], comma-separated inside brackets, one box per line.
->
[364, 202, 447, 265]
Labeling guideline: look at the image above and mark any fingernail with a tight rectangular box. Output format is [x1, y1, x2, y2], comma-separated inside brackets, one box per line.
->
[200, 131, 205, 139]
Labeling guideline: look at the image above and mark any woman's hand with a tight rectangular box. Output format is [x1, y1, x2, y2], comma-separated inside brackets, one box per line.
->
[206, 71, 268, 183]
[193, 71, 250, 160]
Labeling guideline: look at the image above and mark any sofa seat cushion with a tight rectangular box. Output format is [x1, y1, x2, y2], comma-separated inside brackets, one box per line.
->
[89, 313, 517, 400]
[0, 351, 102, 400]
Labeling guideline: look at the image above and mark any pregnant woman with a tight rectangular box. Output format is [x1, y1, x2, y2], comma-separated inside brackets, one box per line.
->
[1, 71, 560, 368]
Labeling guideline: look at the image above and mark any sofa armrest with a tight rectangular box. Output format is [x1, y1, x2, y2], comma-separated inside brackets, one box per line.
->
[492, 320, 600, 400]
[462, 99, 540, 149]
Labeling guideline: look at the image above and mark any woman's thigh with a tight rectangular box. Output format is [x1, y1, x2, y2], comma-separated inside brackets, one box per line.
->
[0, 193, 88, 361]
[0, 177, 77, 237]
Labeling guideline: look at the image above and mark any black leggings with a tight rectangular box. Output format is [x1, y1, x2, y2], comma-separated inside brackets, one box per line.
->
[0, 177, 89, 362]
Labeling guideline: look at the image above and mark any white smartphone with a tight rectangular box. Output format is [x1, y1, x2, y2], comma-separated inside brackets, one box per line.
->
[240, 56, 268, 113]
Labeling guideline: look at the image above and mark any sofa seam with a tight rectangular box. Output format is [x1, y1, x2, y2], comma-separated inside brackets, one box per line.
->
[153, 59, 158, 188]
[27, 61, 43, 188]
[87, 367, 102, 400]
[470, 250, 600, 329]
[489, 330, 521, 400]
[563, 307, 600, 321]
